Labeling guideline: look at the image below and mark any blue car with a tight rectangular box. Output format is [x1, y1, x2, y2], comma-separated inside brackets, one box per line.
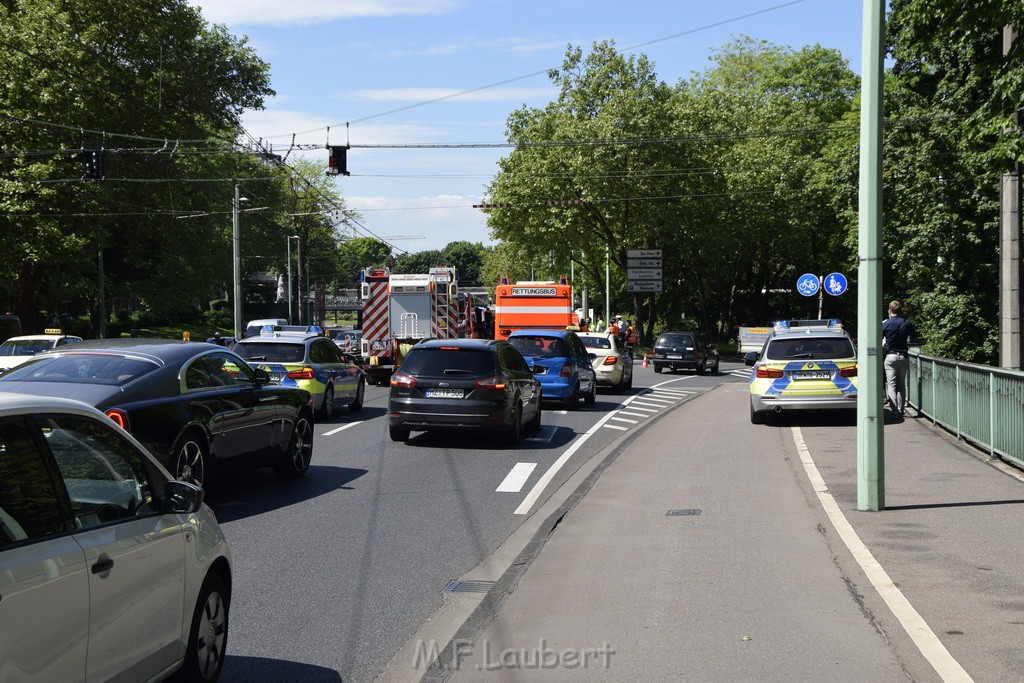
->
[508, 329, 597, 409]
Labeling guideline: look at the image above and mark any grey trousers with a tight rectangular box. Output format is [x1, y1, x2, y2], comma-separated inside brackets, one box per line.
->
[884, 352, 909, 415]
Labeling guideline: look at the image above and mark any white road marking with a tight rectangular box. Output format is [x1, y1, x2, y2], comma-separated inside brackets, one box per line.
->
[791, 427, 972, 683]
[609, 416, 639, 424]
[632, 398, 674, 407]
[616, 410, 649, 418]
[602, 423, 629, 431]
[649, 389, 691, 397]
[623, 405, 657, 413]
[496, 462, 538, 493]
[323, 422, 360, 436]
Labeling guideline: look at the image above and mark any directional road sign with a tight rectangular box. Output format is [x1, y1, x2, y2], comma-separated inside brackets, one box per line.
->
[797, 273, 820, 297]
[627, 268, 662, 280]
[627, 281, 663, 293]
[824, 272, 848, 296]
[626, 249, 662, 258]
[627, 258, 661, 268]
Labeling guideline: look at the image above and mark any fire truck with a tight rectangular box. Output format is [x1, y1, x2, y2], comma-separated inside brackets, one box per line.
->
[359, 266, 464, 385]
[492, 276, 576, 340]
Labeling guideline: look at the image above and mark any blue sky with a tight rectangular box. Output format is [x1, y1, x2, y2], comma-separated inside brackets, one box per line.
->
[187, 0, 866, 254]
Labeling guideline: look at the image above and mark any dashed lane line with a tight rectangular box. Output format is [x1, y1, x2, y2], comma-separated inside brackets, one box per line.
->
[322, 422, 360, 436]
[496, 462, 538, 493]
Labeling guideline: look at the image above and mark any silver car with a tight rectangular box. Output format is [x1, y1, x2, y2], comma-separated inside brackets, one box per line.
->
[0, 393, 231, 681]
[578, 332, 634, 393]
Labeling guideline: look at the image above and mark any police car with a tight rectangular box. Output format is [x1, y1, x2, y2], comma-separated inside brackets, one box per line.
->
[744, 320, 857, 424]
[231, 326, 365, 419]
[0, 329, 83, 374]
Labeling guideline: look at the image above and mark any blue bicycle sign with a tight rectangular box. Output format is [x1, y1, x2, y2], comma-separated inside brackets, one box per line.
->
[796, 273, 820, 297]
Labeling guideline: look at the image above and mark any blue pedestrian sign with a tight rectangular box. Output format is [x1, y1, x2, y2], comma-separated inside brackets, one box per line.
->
[824, 272, 848, 296]
[796, 273, 819, 297]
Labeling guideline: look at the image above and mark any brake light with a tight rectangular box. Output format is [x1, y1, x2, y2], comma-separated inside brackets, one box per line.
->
[603, 356, 618, 366]
[756, 366, 784, 379]
[474, 375, 507, 390]
[390, 371, 416, 388]
[560, 364, 572, 378]
[105, 408, 130, 431]
[287, 366, 316, 380]
[839, 366, 858, 378]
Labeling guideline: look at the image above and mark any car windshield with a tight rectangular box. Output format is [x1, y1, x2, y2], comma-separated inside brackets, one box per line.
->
[656, 334, 694, 347]
[0, 340, 53, 356]
[399, 348, 496, 376]
[0, 353, 157, 385]
[509, 337, 569, 358]
[233, 342, 306, 363]
[579, 336, 611, 350]
[765, 337, 855, 360]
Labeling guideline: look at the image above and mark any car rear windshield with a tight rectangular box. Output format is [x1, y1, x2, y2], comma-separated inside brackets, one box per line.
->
[0, 340, 53, 356]
[579, 336, 611, 350]
[509, 337, 569, 358]
[233, 342, 305, 363]
[765, 337, 855, 360]
[0, 354, 157, 385]
[399, 348, 496, 376]
[656, 334, 694, 347]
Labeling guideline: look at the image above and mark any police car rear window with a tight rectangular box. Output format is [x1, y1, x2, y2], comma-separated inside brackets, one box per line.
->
[766, 338, 855, 360]
[232, 342, 305, 363]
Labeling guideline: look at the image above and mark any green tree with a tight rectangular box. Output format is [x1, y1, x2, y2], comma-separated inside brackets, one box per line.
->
[441, 241, 488, 286]
[337, 237, 394, 283]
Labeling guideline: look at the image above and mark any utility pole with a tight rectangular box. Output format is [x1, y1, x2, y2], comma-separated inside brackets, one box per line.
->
[1000, 24, 1022, 369]
[232, 183, 244, 340]
[97, 248, 106, 339]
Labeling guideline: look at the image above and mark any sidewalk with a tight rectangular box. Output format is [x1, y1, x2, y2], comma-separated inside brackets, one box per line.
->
[439, 383, 1024, 682]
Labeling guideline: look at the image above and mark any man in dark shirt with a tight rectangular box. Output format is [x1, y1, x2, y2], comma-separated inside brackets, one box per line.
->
[881, 300, 913, 418]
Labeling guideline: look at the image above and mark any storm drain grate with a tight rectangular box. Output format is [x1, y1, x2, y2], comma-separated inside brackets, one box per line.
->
[444, 579, 496, 594]
[666, 509, 702, 517]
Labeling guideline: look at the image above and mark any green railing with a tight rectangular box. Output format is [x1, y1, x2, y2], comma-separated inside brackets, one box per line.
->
[909, 351, 1024, 469]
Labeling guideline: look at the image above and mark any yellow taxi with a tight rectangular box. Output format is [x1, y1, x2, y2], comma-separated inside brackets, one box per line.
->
[744, 322, 857, 424]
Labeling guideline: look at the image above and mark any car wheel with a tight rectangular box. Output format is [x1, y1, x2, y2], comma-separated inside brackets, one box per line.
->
[389, 424, 410, 442]
[275, 415, 313, 478]
[565, 383, 580, 410]
[173, 433, 207, 487]
[612, 376, 625, 394]
[319, 385, 335, 419]
[526, 403, 542, 431]
[698, 360, 706, 375]
[179, 572, 229, 682]
[504, 405, 522, 445]
[750, 401, 766, 425]
[653, 364, 663, 374]
[626, 366, 634, 390]
[349, 378, 365, 411]
[584, 381, 596, 406]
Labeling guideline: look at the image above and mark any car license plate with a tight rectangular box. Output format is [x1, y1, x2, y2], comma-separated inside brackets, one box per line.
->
[425, 388, 464, 398]
[666, 354, 683, 359]
[794, 370, 831, 380]
[269, 373, 283, 382]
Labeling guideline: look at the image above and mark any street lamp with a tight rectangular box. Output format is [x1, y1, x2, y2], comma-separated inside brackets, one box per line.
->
[287, 235, 299, 324]
[232, 184, 248, 339]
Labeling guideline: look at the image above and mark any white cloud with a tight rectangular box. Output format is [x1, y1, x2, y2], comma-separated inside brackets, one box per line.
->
[189, 0, 461, 27]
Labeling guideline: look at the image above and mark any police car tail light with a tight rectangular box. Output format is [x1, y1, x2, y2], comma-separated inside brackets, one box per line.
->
[105, 408, 130, 431]
[839, 366, 858, 378]
[287, 366, 316, 380]
[603, 356, 618, 366]
[756, 366, 784, 379]
[559, 364, 572, 377]
[474, 375, 507, 390]
[391, 371, 416, 388]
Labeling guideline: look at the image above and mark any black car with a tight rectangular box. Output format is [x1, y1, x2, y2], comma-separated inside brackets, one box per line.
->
[388, 339, 542, 445]
[652, 331, 720, 374]
[0, 339, 315, 486]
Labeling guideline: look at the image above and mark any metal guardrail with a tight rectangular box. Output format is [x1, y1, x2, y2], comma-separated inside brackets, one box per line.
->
[908, 351, 1024, 469]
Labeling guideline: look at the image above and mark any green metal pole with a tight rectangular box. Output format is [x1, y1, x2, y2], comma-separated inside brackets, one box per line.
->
[858, 0, 885, 510]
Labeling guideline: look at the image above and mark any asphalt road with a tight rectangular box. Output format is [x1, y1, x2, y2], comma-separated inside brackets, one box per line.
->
[205, 360, 747, 682]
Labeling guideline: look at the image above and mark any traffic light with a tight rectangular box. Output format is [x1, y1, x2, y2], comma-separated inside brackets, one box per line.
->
[82, 149, 104, 179]
[327, 146, 349, 176]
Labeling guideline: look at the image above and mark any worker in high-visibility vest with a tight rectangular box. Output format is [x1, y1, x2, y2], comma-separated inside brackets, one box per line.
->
[625, 322, 638, 356]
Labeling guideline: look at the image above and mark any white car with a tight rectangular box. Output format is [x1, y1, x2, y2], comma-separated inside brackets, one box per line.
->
[578, 332, 634, 393]
[0, 330, 83, 374]
[0, 393, 232, 681]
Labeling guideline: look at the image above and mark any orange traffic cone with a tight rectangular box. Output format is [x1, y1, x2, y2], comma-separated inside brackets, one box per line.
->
[642, 354, 649, 368]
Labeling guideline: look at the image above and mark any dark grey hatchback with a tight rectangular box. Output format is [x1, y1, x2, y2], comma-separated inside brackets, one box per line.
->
[388, 339, 542, 445]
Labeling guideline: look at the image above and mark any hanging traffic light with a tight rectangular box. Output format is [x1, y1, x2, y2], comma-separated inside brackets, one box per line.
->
[327, 146, 349, 176]
[82, 149, 105, 180]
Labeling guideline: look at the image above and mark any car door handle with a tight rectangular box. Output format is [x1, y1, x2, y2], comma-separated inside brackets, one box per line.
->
[259, 396, 277, 402]
[91, 555, 114, 574]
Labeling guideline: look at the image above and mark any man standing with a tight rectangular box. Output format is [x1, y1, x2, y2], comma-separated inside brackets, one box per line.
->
[882, 300, 913, 419]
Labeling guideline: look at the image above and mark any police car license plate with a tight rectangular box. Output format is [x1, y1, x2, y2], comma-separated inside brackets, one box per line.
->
[269, 372, 283, 382]
[794, 370, 831, 380]
[425, 388, 463, 398]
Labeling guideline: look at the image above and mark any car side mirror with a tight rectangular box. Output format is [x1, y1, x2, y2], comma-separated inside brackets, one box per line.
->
[588, 352, 597, 360]
[743, 352, 758, 366]
[532, 364, 545, 374]
[162, 480, 204, 514]
[254, 367, 273, 385]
